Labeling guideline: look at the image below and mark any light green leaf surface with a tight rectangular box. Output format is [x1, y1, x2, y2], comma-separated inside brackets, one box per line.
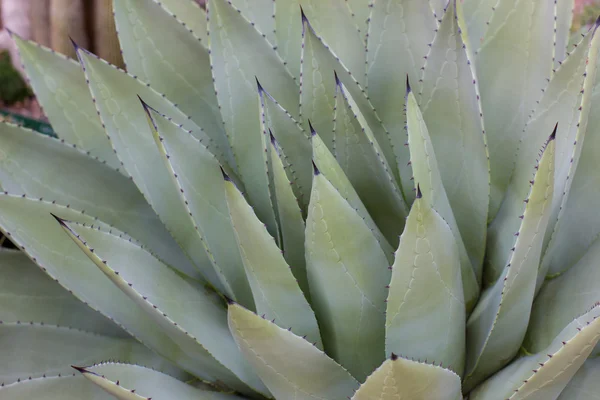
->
[0, 122, 196, 279]
[346, 0, 370, 38]
[405, 90, 479, 308]
[557, 358, 600, 400]
[11, 35, 121, 170]
[229, 0, 275, 44]
[464, 137, 556, 391]
[461, 0, 495, 52]
[224, 178, 321, 347]
[475, 0, 555, 216]
[147, 104, 253, 306]
[59, 220, 268, 396]
[228, 304, 360, 400]
[429, 0, 448, 17]
[469, 304, 600, 400]
[79, 363, 242, 400]
[274, 0, 302, 78]
[158, 0, 208, 44]
[0, 250, 125, 337]
[113, 0, 234, 169]
[305, 171, 389, 381]
[207, 0, 298, 239]
[0, 376, 112, 399]
[76, 48, 222, 288]
[386, 194, 465, 375]
[554, 0, 575, 70]
[352, 355, 462, 400]
[333, 78, 408, 247]
[419, 0, 489, 273]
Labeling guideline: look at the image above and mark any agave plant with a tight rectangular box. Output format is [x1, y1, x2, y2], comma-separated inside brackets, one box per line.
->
[0, 0, 599, 398]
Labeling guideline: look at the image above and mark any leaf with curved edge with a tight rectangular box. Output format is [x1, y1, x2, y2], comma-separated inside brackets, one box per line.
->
[224, 176, 321, 348]
[305, 169, 389, 381]
[10, 34, 121, 171]
[274, 0, 302, 78]
[334, 77, 408, 248]
[76, 48, 223, 289]
[429, 0, 447, 18]
[0, 323, 186, 386]
[76, 363, 242, 400]
[0, 376, 112, 399]
[259, 83, 312, 211]
[58, 220, 269, 397]
[489, 25, 599, 285]
[346, 0, 370, 38]
[228, 303, 360, 400]
[0, 250, 126, 338]
[366, 0, 437, 198]
[0, 196, 224, 387]
[146, 104, 253, 307]
[386, 191, 465, 375]
[156, 0, 208, 44]
[229, 0, 275, 44]
[311, 127, 394, 261]
[556, 358, 600, 400]
[419, 0, 489, 274]
[0, 122, 197, 279]
[268, 135, 310, 296]
[554, 0, 575, 70]
[352, 354, 462, 400]
[469, 304, 600, 400]
[113, 0, 234, 170]
[475, 0, 555, 217]
[463, 136, 556, 392]
[524, 237, 600, 357]
[405, 89, 479, 309]
[461, 0, 495, 52]
[207, 0, 297, 239]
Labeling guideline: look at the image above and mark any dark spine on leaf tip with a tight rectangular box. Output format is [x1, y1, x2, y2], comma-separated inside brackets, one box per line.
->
[312, 161, 320, 175]
[406, 74, 412, 96]
[308, 120, 317, 137]
[416, 184, 423, 199]
[220, 166, 231, 181]
[549, 122, 558, 141]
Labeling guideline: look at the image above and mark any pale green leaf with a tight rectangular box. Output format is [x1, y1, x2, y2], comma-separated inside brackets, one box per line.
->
[464, 137, 556, 391]
[557, 358, 600, 400]
[386, 194, 465, 375]
[224, 177, 321, 347]
[274, 0, 302, 78]
[229, 0, 275, 44]
[0, 250, 125, 337]
[333, 77, 408, 247]
[146, 104, 253, 306]
[461, 0, 495, 52]
[228, 303, 360, 400]
[0, 122, 196, 279]
[346, 0, 370, 38]
[59, 220, 268, 396]
[469, 304, 600, 400]
[419, 0, 490, 273]
[113, 0, 234, 170]
[475, 0, 555, 216]
[157, 0, 208, 44]
[311, 128, 394, 260]
[554, 0, 575, 70]
[78, 363, 242, 400]
[352, 355, 462, 400]
[207, 0, 297, 238]
[429, 0, 447, 17]
[11, 34, 121, 170]
[0, 376, 112, 399]
[305, 170, 389, 381]
[405, 89, 479, 309]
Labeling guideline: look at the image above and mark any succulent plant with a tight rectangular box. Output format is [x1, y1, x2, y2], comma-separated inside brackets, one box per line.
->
[0, 0, 599, 398]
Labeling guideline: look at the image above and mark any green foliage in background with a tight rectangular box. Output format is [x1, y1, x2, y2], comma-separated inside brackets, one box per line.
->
[0, 51, 31, 105]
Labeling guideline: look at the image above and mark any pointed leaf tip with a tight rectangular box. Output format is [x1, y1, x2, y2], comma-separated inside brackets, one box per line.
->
[71, 365, 90, 374]
[224, 295, 236, 305]
[308, 120, 317, 136]
[391, 353, 399, 361]
[220, 166, 231, 181]
[406, 75, 412, 96]
[300, 5, 308, 23]
[269, 129, 277, 145]
[68, 36, 80, 51]
[256, 77, 264, 93]
[416, 183, 422, 199]
[334, 70, 341, 86]
[50, 213, 67, 226]
[550, 123, 558, 141]
[312, 160, 320, 175]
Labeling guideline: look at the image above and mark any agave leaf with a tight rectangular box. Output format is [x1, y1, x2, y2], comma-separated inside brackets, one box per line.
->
[419, 0, 490, 273]
[311, 128, 394, 261]
[274, 0, 302, 78]
[113, 0, 234, 170]
[228, 303, 360, 400]
[10, 35, 121, 171]
[0, 376, 112, 399]
[464, 136, 556, 391]
[305, 169, 389, 381]
[469, 304, 600, 400]
[229, 0, 275, 44]
[461, 0, 495, 52]
[554, 0, 575, 70]
[0, 323, 185, 385]
[259, 84, 312, 211]
[0, 122, 196, 279]
[405, 89, 479, 309]
[556, 358, 600, 400]
[524, 237, 600, 356]
[351, 355, 462, 400]
[268, 136, 310, 296]
[76, 48, 225, 288]
[0, 250, 126, 337]
[146, 104, 253, 306]
[333, 77, 408, 247]
[386, 192, 465, 375]
[58, 220, 268, 396]
[157, 0, 208, 44]
[346, 0, 370, 38]
[207, 0, 297, 238]
[76, 363, 241, 400]
[429, 0, 447, 18]
[475, 0, 555, 216]
[224, 176, 321, 347]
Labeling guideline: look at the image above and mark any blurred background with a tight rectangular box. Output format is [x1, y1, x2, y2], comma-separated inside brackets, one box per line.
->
[0, 0, 597, 131]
